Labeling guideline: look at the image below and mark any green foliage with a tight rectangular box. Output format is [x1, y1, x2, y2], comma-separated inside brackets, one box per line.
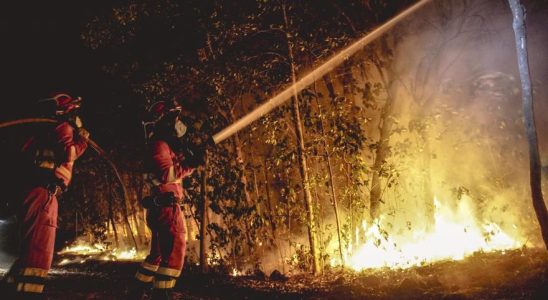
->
[77, 0, 418, 270]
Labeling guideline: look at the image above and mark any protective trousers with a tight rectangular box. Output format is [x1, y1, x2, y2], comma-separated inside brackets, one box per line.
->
[132, 204, 186, 299]
[5, 187, 58, 297]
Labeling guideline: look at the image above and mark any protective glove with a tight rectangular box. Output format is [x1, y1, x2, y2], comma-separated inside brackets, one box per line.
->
[47, 176, 67, 196]
[78, 128, 90, 141]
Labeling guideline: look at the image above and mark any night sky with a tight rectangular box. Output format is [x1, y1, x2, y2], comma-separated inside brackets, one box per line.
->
[1, 2, 112, 110]
[0, 1, 204, 145]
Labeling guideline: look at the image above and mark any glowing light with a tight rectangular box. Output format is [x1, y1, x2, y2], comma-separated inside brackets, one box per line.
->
[58, 241, 144, 263]
[112, 247, 138, 260]
[331, 196, 522, 271]
[207, 252, 222, 266]
[58, 259, 71, 266]
[58, 242, 106, 255]
[231, 268, 243, 277]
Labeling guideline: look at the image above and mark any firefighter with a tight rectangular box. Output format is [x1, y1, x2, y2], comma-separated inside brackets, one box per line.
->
[3, 93, 90, 299]
[129, 100, 205, 300]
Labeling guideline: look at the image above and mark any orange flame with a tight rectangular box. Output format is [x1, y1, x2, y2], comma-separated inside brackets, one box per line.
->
[330, 196, 522, 270]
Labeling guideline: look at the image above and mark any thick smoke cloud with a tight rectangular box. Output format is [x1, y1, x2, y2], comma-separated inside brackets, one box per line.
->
[375, 0, 548, 245]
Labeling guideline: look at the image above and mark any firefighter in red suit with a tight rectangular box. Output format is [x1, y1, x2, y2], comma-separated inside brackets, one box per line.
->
[130, 100, 205, 300]
[4, 93, 89, 299]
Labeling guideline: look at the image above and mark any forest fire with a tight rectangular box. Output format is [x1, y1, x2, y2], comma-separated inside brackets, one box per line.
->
[334, 196, 522, 271]
[0, 0, 547, 298]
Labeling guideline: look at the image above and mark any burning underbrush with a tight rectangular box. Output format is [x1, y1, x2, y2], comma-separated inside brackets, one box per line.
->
[56, 240, 145, 266]
[328, 195, 525, 271]
[36, 248, 548, 299]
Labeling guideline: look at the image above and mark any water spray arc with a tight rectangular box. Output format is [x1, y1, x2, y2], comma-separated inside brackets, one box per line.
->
[212, 0, 434, 144]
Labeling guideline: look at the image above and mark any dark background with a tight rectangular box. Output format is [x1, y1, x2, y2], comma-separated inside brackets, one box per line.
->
[0, 1, 206, 143]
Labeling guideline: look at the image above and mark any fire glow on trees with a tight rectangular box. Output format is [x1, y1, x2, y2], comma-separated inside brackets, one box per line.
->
[36, 0, 545, 278]
[329, 196, 522, 271]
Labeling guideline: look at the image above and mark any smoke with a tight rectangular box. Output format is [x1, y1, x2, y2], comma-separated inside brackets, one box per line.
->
[373, 0, 548, 245]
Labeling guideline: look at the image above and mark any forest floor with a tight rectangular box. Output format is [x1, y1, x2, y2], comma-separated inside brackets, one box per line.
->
[1, 248, 547, 299]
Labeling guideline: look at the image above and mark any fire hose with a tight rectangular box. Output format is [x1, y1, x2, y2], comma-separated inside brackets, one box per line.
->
[0, 118, 139, 251]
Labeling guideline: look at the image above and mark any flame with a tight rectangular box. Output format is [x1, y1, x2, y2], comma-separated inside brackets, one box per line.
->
[58, 242, 107, 255]
[207, 252, 222, 266]
[231, 268, 243, 277]
[331, 196, 522, 271]
[112, 247, 139, 260]
[58, 241, 145, 264]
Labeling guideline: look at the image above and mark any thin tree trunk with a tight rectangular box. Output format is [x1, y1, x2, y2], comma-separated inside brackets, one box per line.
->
[508, 0, 548, 249]
[252, 167, 262, 215]
[106, 173, 120, 248]
[251, 166, 266, 258]
[314, 91, 345, 265]
[200, 151, 210, 273]
[262, 159, 277, 236]
[135, 174, 147, 244]
[108, 164, 138, 250]
[369, 57, 396, 219]
[282, 2, 321, 274]
[231, 128, 255, 250]
[313, 181, 325, 269]
[262, 159, 284, 272]
[129, 176, 142, 245]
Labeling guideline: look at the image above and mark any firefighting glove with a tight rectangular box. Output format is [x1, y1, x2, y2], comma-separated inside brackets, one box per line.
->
[47, 177, 67, 196]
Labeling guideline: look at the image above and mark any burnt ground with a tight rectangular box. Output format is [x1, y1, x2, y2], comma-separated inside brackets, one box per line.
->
[1, 248, 547, 299]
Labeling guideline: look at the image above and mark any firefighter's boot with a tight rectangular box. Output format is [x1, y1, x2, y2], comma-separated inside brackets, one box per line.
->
[151, 288, 173, 300]
[127, 281, 152, 300]
[15, 291, 48, 300]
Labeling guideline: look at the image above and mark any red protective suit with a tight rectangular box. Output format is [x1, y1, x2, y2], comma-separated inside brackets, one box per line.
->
[134, 139, 193, 294]
[5, 122, 87, 296]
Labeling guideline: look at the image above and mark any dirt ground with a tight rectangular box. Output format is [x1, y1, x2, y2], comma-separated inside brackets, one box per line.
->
[1, 248, 547, 299]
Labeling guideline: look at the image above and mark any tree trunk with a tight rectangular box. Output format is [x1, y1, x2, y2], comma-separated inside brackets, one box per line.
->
[108, 163, 138, 250]
[129, 176, 143, 245]
[313, 180, 325, 270]
[135, 174, 147, 244]
[315, 95, 345, 265]
[200, 151, 210, 273]
[262, 159, 277, 235]
[251, 164, 266, 259]
[262, 159, 284, 271]
[369, 58, 397, 219]
[282, 2, 321, 274]
[508, 0, 548, 249]
[106, 173, 120, 248]
[230, 125, 255, 250]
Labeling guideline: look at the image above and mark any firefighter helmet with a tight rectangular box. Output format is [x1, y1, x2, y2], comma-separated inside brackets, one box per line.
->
[142, 100, 184, 140]
[145, 101, 182, 124]
[38, 93, 82, 116]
